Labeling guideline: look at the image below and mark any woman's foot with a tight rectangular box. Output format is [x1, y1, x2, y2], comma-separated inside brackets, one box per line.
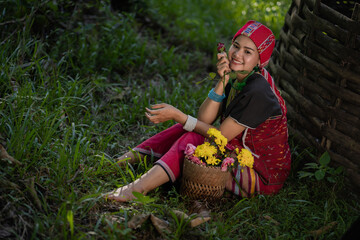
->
[104, 165, 169, 202]
[105, 181, 145, 202]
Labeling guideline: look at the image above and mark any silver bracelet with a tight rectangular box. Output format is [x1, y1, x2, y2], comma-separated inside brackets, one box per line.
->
[183, 115, 197, 132]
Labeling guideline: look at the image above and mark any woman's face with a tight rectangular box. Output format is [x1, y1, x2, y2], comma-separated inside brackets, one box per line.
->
[228, 35, 260, 79]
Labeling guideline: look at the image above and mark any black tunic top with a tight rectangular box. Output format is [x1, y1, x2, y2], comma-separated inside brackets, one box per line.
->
[222, 73, 282, 129]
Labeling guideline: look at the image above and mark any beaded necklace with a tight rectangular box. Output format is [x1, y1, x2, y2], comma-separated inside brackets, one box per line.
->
[229, 65, 260, 91]
[226, 65, 260, 108]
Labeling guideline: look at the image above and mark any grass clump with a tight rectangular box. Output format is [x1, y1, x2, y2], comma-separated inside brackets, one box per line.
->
[0, 0, 359, 239]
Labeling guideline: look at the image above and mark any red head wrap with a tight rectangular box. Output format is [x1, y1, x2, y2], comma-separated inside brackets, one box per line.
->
[232, 20, 275, 68]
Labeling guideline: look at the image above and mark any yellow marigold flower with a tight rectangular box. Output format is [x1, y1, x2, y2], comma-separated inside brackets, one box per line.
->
[214, 136, 227, 150]
[194, 142, 217, 159]
[206, 156, 221, 165]
[218, 146, 226, 154]
[237, 148, 254, 168]
[207, 128, 219, 135]
[207, 128, 222, 140]
[208, 128, 228, 151]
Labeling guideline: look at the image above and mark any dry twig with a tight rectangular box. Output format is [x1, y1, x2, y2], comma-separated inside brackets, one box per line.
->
[263, 215, 280, 226]
[309, 221, 338, 236]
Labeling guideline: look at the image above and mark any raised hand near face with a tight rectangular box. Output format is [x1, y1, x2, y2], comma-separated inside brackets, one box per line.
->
[216, 51, 231, 84]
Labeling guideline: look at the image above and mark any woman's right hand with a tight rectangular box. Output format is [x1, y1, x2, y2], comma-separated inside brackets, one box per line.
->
[216, 52, 231, 84]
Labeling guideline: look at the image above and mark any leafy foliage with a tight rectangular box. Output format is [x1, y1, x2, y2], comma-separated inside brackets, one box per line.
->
[298, 152, 344, 183]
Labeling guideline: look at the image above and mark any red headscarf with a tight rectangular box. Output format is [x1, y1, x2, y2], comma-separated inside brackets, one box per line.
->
[232, 20, 275, 68]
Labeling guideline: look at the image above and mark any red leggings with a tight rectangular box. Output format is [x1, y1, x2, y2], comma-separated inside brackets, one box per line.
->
[133, 124, 283, 196]
[133, 123, 204, 182]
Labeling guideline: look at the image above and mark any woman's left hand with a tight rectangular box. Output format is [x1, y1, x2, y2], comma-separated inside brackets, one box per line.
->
[145, 103, 183, 124]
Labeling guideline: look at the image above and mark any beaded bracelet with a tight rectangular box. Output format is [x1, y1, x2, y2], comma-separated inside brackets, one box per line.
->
[183, 115, 197, 132]
[208, 88, 226, 102]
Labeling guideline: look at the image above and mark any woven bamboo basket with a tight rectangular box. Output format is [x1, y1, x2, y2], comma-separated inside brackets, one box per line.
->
[268, 0, 360, 190]
[180, 157, 230, 200]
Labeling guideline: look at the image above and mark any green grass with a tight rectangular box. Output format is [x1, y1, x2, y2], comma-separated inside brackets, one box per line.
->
[147, 0, 291, 52]
[1, 0, 359, 239]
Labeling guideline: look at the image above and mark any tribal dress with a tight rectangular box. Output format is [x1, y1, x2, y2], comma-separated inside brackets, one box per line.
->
[222, 72, 291, 197]
[133, 71, 291, 197]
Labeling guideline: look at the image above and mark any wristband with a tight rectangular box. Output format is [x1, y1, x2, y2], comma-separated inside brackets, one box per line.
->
[183, 115, 197, 132]
[208, 88, 226, 102]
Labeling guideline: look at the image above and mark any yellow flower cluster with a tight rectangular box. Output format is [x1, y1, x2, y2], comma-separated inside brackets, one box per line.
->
[206, 156, 221, 165]
[207, 128, 228, 153]
[194, 142, 217, 158]
[194, 142, 221, 166]
[236, 148, 254, 168]
[193, 128, 227, 166]
[192, 128, 255, 169]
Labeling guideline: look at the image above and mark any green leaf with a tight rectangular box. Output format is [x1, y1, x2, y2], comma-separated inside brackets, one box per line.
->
[327, 168, 335, 175]
[298, 171, 314, 179]
[335, 166, 343, 175]
[303, 163, 319, 169]
[132, 192, 155, 204]
[315, 170, 325, 180]
[319, 152, 330, 166]
[209, 72, 216, 80]
[327, 176, 336, 183]
[196, 73, 215, 84]
[67, 210, 74, 236]
[47, 2, 58, 12]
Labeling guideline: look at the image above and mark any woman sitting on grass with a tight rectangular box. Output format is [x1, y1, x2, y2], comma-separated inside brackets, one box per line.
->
[105, 20, 291, 201]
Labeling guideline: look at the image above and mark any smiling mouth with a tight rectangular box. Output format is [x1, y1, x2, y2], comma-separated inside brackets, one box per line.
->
[232, 59, 243, 64]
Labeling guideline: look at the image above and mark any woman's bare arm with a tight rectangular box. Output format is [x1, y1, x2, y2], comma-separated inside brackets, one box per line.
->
[145, 103, 245, 141]
[197, 52, 230, 124]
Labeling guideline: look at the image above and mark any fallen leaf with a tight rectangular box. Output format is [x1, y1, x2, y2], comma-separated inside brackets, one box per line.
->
[102, 213, 126, 224]
[127, 213, 150, 229]
[263, 215, 280, 226]
[171, 209, 189, 220]
[0, 144, 22, 165]
[0, 179, 21, 192]
[190, 216, 211, 228]
[189, 200, 209, 214]
[197, 209, 211, 218]
[150, 214, 171, 236]
[309, 221, 337, 236]
[187, 200, 211, 227]
[86, 231, 97, 236]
